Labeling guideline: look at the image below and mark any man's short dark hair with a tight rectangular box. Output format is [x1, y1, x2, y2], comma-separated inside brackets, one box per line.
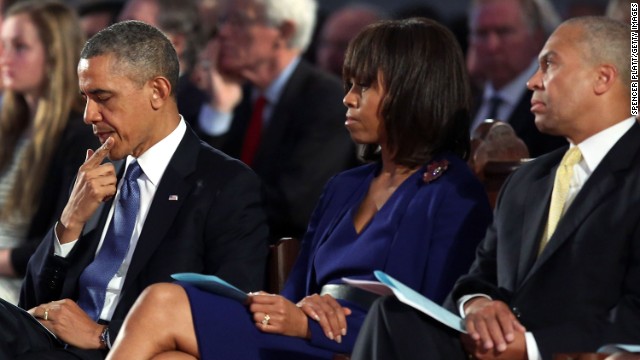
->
[81, 20, 180, 96]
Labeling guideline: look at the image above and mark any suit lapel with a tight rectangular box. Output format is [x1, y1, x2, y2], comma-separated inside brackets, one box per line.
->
[516, 160, 556, 286]
[223, 86, 253, 158]
[522, 123, 640, 285]
[252, 61, 306, 169]
[119, 128, 199, 297]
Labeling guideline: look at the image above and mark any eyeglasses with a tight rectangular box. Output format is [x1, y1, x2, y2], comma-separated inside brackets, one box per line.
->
[218, 12, 265, 28]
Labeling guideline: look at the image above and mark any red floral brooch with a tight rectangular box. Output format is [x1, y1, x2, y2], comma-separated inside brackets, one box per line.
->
[422, 159, 449, 184]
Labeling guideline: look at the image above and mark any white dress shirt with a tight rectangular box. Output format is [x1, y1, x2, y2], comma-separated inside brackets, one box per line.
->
[55, 118, 187, 321]
[459, 116, 635, 360]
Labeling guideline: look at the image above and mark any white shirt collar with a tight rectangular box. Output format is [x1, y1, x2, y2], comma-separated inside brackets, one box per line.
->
[125, 116, 187, 186]
[573, 117, 635, 174]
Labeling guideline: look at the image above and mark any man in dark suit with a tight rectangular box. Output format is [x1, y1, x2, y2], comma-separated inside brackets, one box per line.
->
[0, 20, 268, 360]
[352, 16, 639, 360]
[468, 0, 566, 157]
[198, 0, 356, 241]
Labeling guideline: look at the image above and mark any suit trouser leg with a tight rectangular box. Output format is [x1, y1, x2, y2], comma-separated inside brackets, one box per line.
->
[351, 296, 467, 360]
[0, 297, 60, 358]
[15, 348, 106, 360]
[0, 298, 106, 360]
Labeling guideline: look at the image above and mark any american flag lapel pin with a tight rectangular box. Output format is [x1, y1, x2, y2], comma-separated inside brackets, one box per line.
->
[168, 195, 179, 201]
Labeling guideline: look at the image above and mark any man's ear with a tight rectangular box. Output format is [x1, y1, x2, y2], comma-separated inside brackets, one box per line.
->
[276, 20, 296, 48]
[149, 76, 172, 110]
[594, 64, 618, 95]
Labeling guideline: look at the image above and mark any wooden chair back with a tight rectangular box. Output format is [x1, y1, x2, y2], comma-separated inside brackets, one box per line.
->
[469, 120, 530, 208]
[267, 237, 300, 294]
[472, 121, 529, 174]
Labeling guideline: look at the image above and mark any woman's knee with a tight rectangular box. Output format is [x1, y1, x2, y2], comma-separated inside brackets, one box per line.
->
[137, 283, 189, 311]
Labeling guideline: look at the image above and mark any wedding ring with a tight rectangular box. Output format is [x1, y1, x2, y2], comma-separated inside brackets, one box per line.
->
[43, 309, 49, 321]
[261, 314, 270, 326]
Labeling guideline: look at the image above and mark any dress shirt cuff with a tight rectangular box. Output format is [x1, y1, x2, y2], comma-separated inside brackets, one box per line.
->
[457, 293, 493, 317]
[53, 221, 77, 257]
[198, 103, 232, 136]
[525, 332, 541, 360]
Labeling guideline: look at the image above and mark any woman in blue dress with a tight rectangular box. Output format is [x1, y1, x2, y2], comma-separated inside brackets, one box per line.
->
[107, 18, 492, 359]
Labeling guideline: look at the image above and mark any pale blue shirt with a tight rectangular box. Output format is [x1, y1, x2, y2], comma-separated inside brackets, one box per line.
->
[197, 57, 302, 136]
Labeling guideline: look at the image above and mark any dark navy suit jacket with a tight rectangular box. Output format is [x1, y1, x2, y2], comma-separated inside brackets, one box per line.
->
[453, 122, 640, 358]
[20, 125, 269, 347]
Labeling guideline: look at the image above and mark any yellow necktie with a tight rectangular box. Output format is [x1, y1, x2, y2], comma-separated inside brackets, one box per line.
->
[539, 146, 582, 254]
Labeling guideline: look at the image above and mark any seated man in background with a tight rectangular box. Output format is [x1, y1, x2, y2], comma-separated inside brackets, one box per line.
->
[352, 16, 640, 360]
[199, 0, 356, 241]
[468, 0, 567, 157]
[0, 20, 268, 360]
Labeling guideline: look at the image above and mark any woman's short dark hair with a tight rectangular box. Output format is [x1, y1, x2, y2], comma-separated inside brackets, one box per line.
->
[343, 17, 471, 166]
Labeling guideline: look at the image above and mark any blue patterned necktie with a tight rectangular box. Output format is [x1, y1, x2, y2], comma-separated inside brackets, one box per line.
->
[77, 161, 143, 321]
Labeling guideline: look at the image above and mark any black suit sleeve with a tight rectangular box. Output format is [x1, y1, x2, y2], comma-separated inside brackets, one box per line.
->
[19, 228, 72, 309]
[203, 163, 269, 292]
[532, 220, 640, 357]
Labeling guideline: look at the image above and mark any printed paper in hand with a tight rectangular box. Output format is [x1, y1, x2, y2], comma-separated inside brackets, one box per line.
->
[598, 344, 640, 354]
[171, 273, 248, 303]
[343, 270, 466, 333]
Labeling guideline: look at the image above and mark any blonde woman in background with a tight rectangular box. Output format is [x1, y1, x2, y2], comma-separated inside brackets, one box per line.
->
[0, 0, 98, 304]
